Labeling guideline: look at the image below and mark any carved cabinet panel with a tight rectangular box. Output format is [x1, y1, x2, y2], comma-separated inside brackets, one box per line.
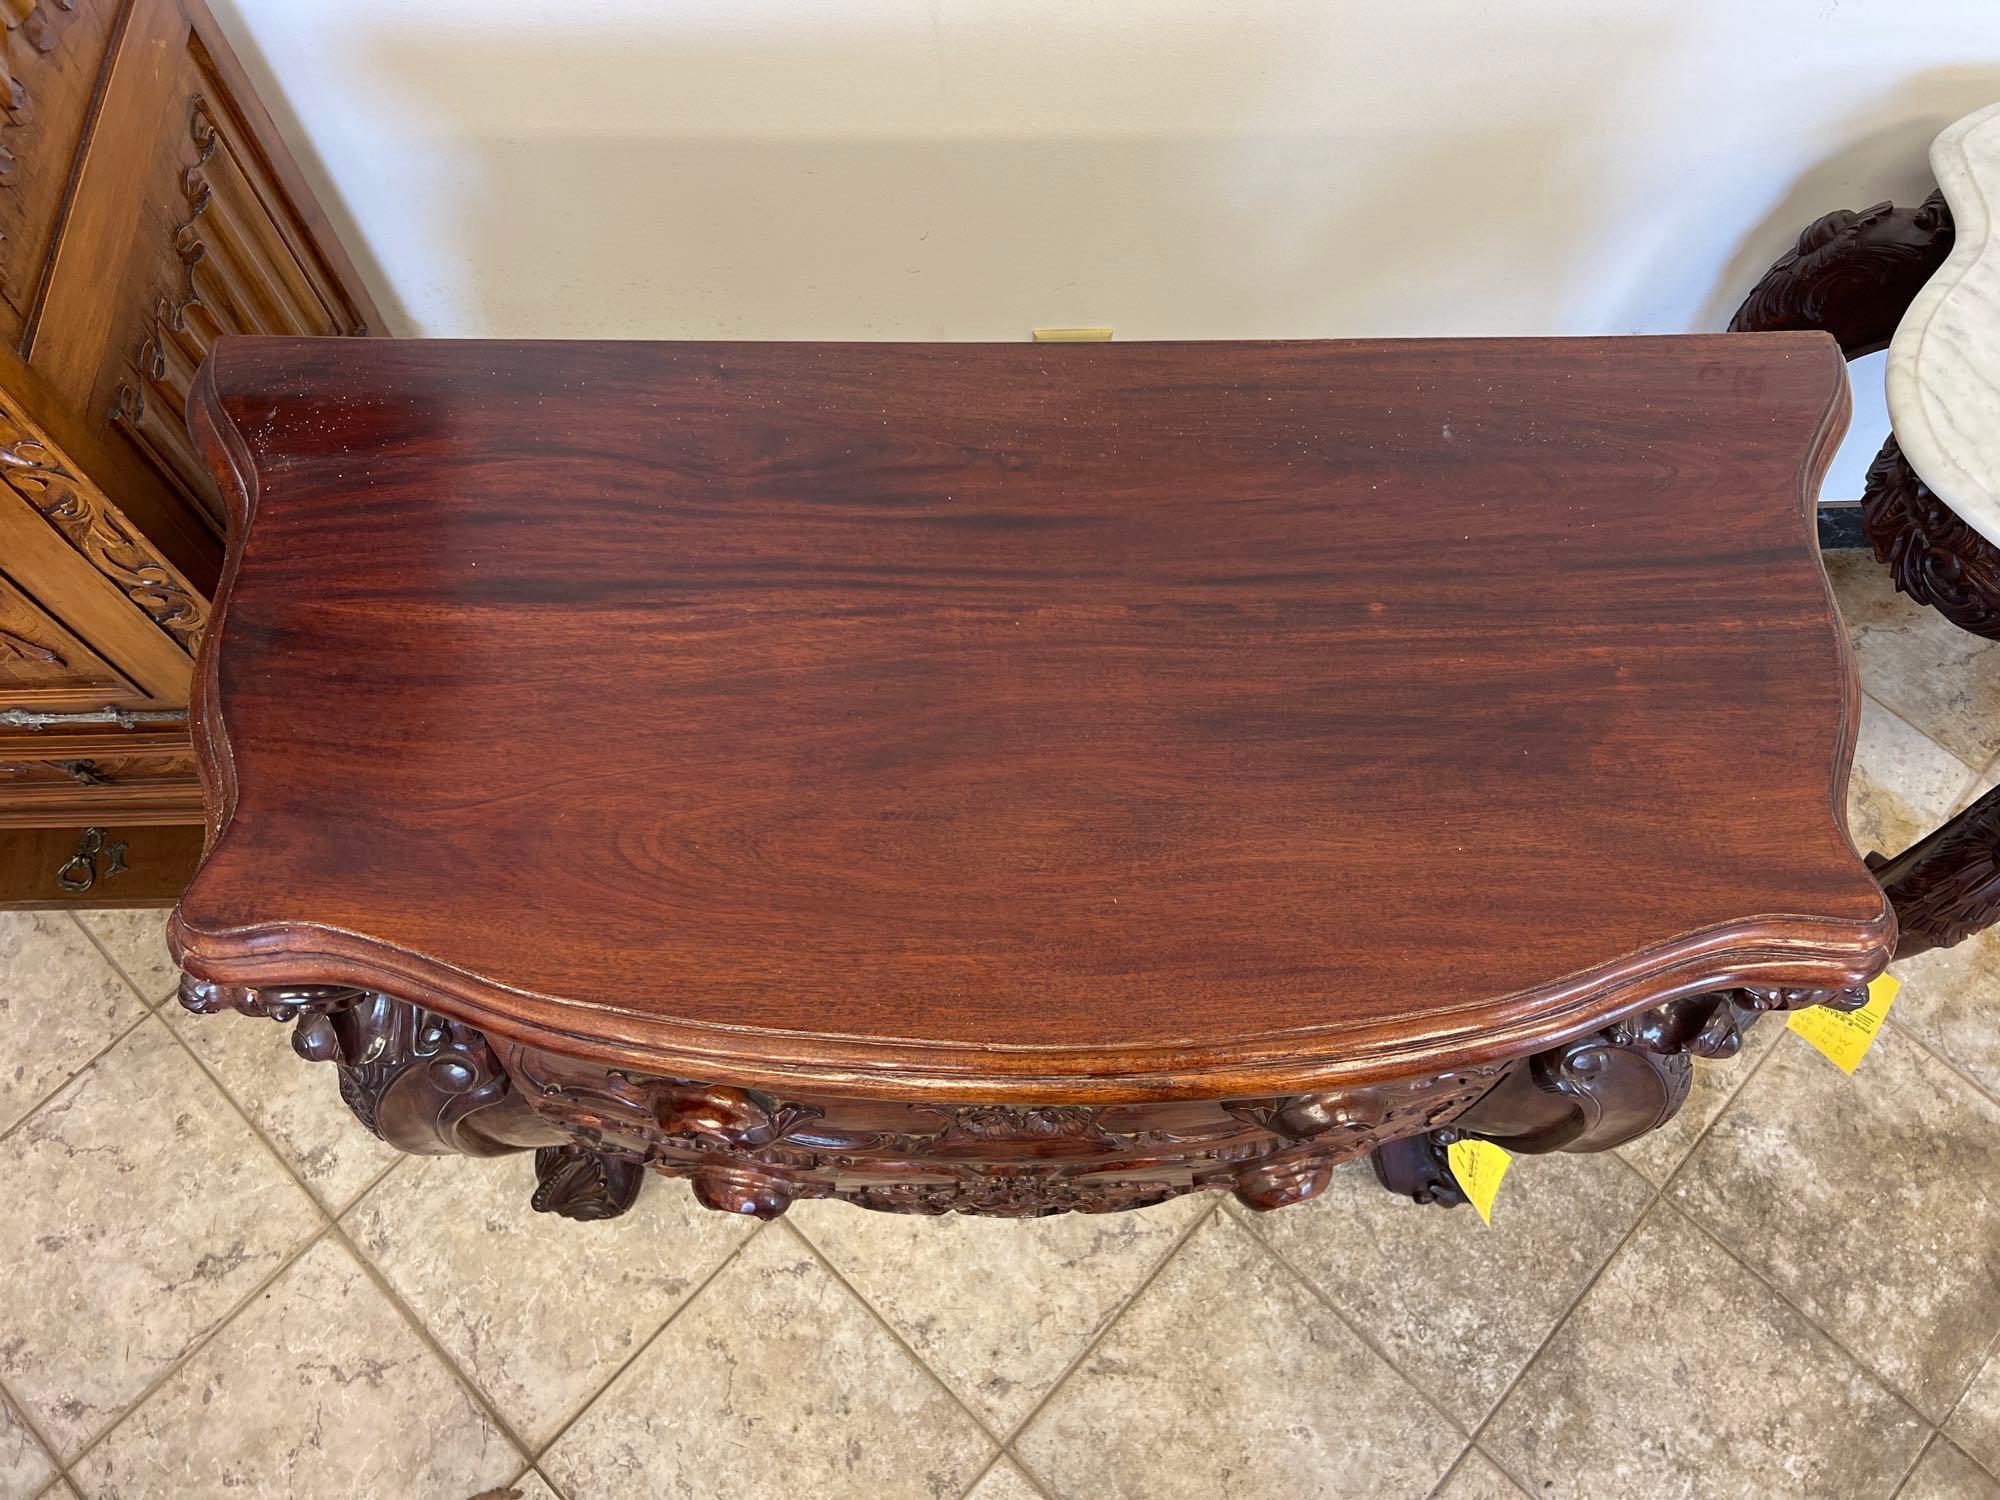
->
[0, 567, 130, 698]
[0, 0, 383, 899]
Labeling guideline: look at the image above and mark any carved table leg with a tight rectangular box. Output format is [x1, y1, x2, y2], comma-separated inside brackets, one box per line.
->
[1369, 1132, 1467, 1207]
[1728, 189, 1953, 357]
[1729, 190, 2000, 636]
[1871, 781, 2000, 957]
[179, 976, 579, 1198]
[1860, 435, 2000, 640]
[532, 1144, 645, 1221]
[1370, 987, 1860, 1207]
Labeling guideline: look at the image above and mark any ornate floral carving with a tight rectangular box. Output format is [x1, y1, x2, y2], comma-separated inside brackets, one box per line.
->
[532, 1144, 645, 1221]
[950, 1105, 1106, 1141]
[1872, 781, 2000, 958]
[506, 1056, 824, 1154]
[1859, 434, 2000, 640]
[1372, 996, 1769, 1207]
[503, 1039, 1508, 1218]
[1224, 1069, 1502, 1150]
[109, 97, 217, 435]
[178, 979, 550, 1160]
[1729, 190, 1954, 357]
[841, 1172, 1195, 1219]
[0, 420, 208, 653]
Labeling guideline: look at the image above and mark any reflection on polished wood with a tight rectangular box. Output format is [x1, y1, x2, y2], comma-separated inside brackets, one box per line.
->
[173, 334, 1892, 1220]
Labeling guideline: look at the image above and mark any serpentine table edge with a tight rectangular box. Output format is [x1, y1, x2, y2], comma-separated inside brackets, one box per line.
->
[165, 334, 1894, 1222]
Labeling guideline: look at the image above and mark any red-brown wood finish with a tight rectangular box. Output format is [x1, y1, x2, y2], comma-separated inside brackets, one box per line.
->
[172, 335, 1887, 1126]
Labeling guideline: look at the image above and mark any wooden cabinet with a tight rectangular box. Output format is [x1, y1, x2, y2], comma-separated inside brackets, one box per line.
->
[0, 0, 382, 904]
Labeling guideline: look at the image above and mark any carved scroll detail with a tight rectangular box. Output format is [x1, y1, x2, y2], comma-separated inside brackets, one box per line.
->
[1369, 986, 1855, 1208]
[0, 410, 208, 653]
[108, 97, 216, 436]
[178, 977, 557, 1161]
[1872, 782, 2000, 958]
[1729, 190, 1954, 357]
[532, 1144, 644, 1221]
[506, 1040, 1508, 1219]
[1860, 434, 2000, 641]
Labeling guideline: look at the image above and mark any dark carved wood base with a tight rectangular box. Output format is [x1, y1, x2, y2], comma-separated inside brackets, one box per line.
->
[1368, 987, 1866, 1207]
[176, 977, 1909, 1221]
[1729, 189, 1953, 358]
[1873, 781, 2000, 958]
[531, 1144, 646, 1221]
[1370, 1131, 1468, 1208]
[1861, 435, 2000, 640]
[1732, 187, 2000, 641]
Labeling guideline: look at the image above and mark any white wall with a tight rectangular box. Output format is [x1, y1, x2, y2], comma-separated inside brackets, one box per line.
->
[206, 0, 2000, 499]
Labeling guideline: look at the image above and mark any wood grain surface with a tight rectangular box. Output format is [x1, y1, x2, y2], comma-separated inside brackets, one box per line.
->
[171, 335, 1891, 1100]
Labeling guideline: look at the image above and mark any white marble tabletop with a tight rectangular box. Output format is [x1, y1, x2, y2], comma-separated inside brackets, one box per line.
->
[1886, 100, 2000, 548]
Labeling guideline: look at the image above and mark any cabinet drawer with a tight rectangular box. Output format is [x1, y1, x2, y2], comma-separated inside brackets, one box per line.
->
[0, 743, 199, 825]
[0, 821, 202, 905]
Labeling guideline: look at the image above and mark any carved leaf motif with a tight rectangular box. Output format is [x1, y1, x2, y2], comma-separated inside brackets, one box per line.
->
[0, 626, 58, 664]
[1862, 435, 2000, 641]
[1729, 192, 1955, 356]
[1878, 782, 2000, 956]
[0, 423, 208, 653]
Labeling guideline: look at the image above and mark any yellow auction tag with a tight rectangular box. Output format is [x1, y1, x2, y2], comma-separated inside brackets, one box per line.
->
[1787, 973, 1900, 1074]
[1445, 1137, 1513, 1226]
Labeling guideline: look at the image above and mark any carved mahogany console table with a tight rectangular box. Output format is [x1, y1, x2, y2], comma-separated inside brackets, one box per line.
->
[165, 335, 1994, 1223]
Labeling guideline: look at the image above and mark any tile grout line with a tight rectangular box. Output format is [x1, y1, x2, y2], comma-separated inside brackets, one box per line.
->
[994, 1196, 1223, 1479]
[0, 1008, 152, 1150]
[1, 908, 181, 1497]
[1934, 1320, 2000, 1460]
[329, 1153, 410, 1223]
[1227, 1194, 1480, 1445]
[1882, 1009, 2000, 1113]
[149, 1013, 552, 1477]
[1420, 1445, 1479, 1500]
[1674, 1203, 1938, 1489]
[1425, 1022, 1804, 1499]
[782, 1216, 1017, 1454]
[0, 1367, 72, 1497]
[1888, 1432, 1954, 1500]
[788, 1192, 1220, 1478]
[60, 1219, 337, 1482]
[321, 1218, 544, 1470]
[1436, 1177, 1661, 1500]
[1670, 1154, 1939, 1425]
[1650, 1028, 1983, 1426]
[527, 1217, 771, 1473]
[158, 1010, 340, 1228]
[952, 1447, 1009, 1500]
[1854, 687, 1992, 802]
[64, 912, 172, 1013]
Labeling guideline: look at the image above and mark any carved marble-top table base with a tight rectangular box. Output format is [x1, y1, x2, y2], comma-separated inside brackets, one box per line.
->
[1731, 102, 2000, 640]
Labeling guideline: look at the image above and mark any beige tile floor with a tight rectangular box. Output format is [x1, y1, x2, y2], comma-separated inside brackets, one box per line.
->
[3, 551, 1999, 1500]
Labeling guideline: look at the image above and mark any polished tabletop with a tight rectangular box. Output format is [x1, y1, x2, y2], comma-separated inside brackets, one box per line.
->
[172, 334, 1890, 1098]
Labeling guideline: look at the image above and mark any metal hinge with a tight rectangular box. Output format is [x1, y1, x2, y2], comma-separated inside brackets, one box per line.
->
[0, 706, 188, 731]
